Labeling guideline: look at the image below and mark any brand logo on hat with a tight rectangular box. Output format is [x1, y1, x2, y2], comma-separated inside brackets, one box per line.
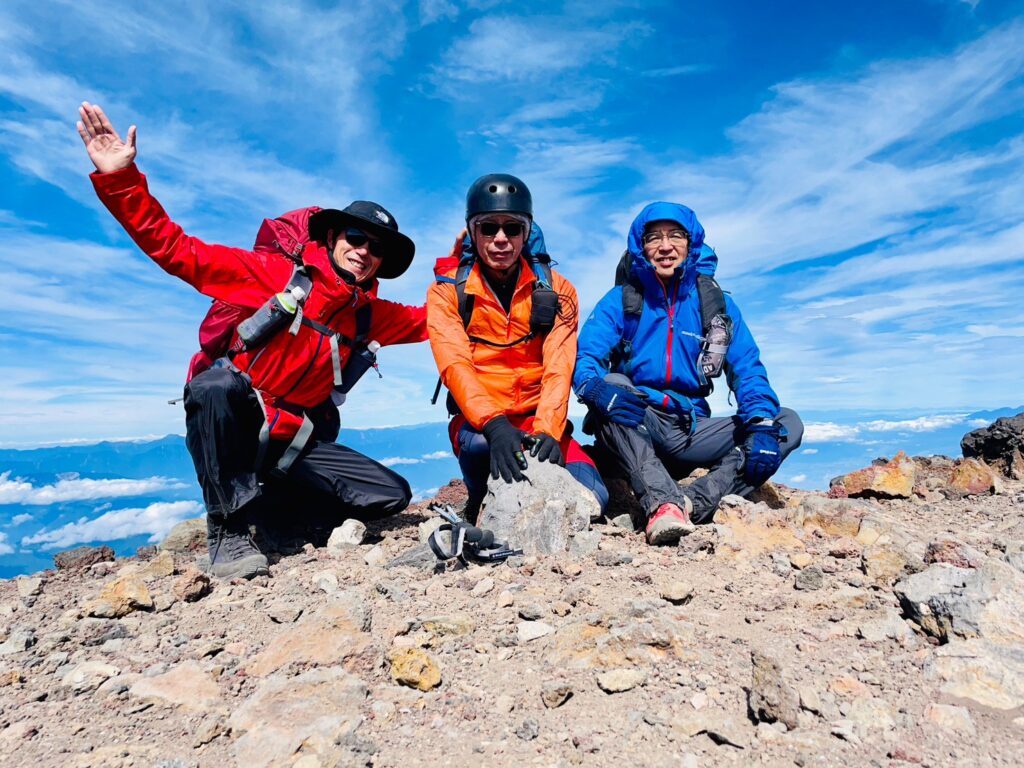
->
[374, 210, 390, 224]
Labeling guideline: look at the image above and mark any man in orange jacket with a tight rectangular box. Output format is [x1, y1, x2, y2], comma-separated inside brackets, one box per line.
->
[77, 103, 427, 579]
[427, 174, 608, 521]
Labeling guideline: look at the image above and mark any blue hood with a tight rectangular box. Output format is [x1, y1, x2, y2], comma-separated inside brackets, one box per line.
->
[626, 202, 717, 287]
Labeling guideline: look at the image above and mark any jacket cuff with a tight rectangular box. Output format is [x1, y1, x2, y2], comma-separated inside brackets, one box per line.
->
[90, 163, 142, 194]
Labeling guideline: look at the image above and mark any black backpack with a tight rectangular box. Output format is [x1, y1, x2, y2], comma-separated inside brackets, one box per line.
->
[431, 225, 561, 414]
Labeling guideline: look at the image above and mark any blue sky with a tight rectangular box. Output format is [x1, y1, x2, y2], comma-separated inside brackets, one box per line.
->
[0, 0, 1022, 447]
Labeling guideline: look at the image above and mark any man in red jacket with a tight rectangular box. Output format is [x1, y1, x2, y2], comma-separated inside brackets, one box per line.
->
[77, 103, 427, 579]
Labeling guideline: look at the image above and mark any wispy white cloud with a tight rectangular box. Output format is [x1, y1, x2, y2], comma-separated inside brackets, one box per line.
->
[801, 413, 973, 444]
[801, 448, 819, 455]
[789, 474, 807, 484]
[431, 15, 642, 88]
[380, 456, 423, 467]
[642, 64, 710, 77]
[967, 324, 1024, 338]
[411, 486, 440, 503]
[9, 514, 34, 526]
[0, 532, 12, 556]
[860, 415, 967, 432]
[420, 450, 451, 460]
[21, 500, 203, 550]
[0, 473, 187, 505]
[803, 422, 863, 443]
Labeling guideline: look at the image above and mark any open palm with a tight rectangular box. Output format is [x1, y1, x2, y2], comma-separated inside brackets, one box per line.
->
[76, 102, 137, 173]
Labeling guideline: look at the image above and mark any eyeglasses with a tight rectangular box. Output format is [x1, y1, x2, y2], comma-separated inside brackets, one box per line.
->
[642, 229, 689, 247]
[343, 228, 385, 257]
[476, 220, 525, 238]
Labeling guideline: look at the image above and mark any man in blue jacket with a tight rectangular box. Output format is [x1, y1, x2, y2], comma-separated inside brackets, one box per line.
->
[574, 202, 803, 545]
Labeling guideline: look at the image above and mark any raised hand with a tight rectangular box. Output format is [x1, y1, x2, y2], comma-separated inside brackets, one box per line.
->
[446, 228, 469, 261]
[76, 102, 137, 173]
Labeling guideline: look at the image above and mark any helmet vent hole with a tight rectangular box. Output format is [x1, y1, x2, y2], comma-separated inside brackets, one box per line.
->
[508, 184, 517, 193]
[488, 185, 498, 193]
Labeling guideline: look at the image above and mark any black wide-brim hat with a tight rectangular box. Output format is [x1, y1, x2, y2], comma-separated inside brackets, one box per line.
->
[309, 201, 415, 280]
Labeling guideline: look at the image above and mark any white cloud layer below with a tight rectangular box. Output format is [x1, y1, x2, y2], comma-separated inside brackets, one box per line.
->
[803, 413, 976, 443]
[21, 500, 203, 551]
[0, 473, 187, 505]
[802, 422, 863, 443]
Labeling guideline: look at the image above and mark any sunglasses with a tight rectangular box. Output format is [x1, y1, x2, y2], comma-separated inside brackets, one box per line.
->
[343, 228, 385, 257]
[476, 220, 525, 238]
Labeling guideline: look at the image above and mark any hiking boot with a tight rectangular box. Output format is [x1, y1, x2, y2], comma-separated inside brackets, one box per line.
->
[645, 499, 695, 546]
[206, 513, 269, 579]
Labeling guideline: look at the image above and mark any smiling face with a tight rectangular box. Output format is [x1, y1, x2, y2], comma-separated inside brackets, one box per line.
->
[331, 228, 384, 283]
[472, 215, 528, 279]
[642, 220, 690, 282]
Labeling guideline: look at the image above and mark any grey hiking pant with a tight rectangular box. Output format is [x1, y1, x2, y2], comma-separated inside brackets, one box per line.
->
[183, 366, 412, 523]
[591, 374, 803, 524]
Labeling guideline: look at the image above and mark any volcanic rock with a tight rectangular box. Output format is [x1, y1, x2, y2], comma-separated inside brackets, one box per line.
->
[478, 461, 597, 555]
[961, 413, 1024, 478]
[54, 545, 114, 571]
[159, 518, 206, 553]
[748, 650, 800, 729]
[832, 451, 916, 499]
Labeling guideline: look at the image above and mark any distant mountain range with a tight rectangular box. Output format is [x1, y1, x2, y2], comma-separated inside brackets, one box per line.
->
[1, 407, 1020, 579]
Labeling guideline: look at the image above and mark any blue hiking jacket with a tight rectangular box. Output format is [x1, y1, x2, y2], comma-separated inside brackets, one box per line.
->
[573, 202, 780, 424]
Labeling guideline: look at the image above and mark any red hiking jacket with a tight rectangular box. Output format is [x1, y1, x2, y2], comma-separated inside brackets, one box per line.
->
[92, 164, 427, 440]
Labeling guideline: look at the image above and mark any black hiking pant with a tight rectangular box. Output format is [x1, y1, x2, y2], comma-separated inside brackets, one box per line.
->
[590, 373, 803, 524]
[183, 367, 411, 524]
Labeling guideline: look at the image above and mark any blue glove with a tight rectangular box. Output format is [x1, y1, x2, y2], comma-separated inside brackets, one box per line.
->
[578, 378, 647, 429]
[742, 421, 785, 486]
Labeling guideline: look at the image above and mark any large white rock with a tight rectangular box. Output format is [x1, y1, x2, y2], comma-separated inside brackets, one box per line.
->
[478, 461, 598, 556]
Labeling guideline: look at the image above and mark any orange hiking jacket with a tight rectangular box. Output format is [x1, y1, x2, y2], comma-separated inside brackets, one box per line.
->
[427, 257, 578, 439]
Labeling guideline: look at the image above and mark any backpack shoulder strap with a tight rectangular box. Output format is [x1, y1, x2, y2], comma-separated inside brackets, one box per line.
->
[619, 282, 643, 369]
[353, 302, 372, 344]
[696, 274, 726, 335]
[694, 274, 733, 393]
[288, 264, 313, 297]
[454, 256, 476, 330]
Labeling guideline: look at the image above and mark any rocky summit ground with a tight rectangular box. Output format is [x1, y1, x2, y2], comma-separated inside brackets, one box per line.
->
[2, 443, 1024, 768]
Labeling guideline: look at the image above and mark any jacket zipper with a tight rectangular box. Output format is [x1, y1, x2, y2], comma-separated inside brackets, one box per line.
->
[662, 277, 678, 409]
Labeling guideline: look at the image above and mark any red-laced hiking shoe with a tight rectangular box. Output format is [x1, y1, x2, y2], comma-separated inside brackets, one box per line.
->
[645, 499, 695, 546]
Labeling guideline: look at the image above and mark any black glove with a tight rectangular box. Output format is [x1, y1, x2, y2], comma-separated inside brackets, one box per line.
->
[742, 421, 785, 486]
[526, 432, 564, 466]
[482, 416, 528, 483]
[578, 377, 647, 428]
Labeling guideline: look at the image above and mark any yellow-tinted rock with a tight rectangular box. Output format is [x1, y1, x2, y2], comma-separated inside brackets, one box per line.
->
[862, 542, 913, 586]
[389, 648, 441, 691]
[713, 506, 805, 559]
[420, 614, 474, 638]
[139, 550, 175, 581]
[838, 452, 915, 499]
[85, 574, 153, 618]
[796, 497, 867, 538]
[948, 459, 1002, 496]
[789, 552, 813, 569]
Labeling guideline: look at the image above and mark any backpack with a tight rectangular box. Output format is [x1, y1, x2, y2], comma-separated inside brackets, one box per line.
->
[185, 207, 371, 386]
[430, 222, 560, 414]
[613, 248, 732, 397]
